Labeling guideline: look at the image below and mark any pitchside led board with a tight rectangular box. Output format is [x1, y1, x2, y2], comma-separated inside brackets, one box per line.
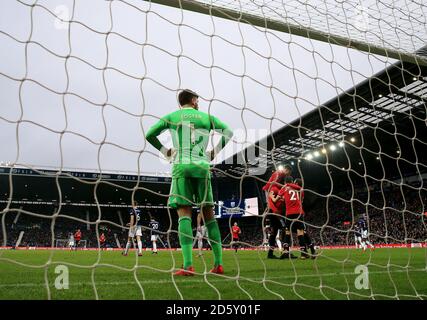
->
[215, 197, 259, 218]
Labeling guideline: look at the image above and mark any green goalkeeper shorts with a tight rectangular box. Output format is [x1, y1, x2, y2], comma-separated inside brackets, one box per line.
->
[168, 177, 214, 209]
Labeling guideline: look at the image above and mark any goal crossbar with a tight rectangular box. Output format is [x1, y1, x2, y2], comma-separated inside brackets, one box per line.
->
[148, 0, 427, 67]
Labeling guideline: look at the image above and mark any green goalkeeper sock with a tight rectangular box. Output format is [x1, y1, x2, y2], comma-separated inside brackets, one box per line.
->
[178, 216, 193, 269]
[205, 218, 223, 267]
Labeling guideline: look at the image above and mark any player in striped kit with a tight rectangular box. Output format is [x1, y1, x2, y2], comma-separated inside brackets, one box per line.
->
[149, 217, 160, 254]
[354, 223, 364, 250]
[262, 220, 272, 251]
[356, 215, 375, 251]
[122, 201, 143, 256]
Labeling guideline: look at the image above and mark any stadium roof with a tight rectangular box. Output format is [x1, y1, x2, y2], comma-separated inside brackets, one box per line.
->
[0, 167, 172, 208]
[215, 46, 427, 184]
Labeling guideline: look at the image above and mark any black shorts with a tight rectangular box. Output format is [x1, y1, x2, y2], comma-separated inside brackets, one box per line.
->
[232, 238, 240, 249]
[285, 214, 305, 232]
[267, 213, 286, 231]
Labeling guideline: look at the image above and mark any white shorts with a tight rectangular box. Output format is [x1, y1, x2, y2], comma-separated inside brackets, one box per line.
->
[68, 241, 74, 247]
[129, 226, 142, 238]
[362, 230, 368, 238]
[197, 232, 206, 240]
[151, 235, 158, 241]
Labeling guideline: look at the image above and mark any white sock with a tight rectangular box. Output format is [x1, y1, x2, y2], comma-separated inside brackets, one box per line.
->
[276, 239, 282, 251]
[137, 240, 142, 254]
[124, 241, 131, 254]
[153, 241, 157, 252]
[198, 239, 203, 253]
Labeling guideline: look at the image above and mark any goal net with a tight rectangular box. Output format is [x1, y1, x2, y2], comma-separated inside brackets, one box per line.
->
[55, 239, 70, 248]
[0, 0, 426, 300]
[55, 239, 87, 249]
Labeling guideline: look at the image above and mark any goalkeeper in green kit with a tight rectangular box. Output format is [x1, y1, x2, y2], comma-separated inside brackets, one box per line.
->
[146, 89, 233, 276]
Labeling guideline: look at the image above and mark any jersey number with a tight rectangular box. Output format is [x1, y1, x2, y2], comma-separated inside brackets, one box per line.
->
[289, 190, 299, 201]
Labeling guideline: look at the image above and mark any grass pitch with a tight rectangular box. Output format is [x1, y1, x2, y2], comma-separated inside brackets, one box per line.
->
[0, 248, 426, 300]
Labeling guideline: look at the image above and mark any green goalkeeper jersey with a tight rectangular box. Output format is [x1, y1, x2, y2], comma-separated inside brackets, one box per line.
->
[146, 106, 233, 178]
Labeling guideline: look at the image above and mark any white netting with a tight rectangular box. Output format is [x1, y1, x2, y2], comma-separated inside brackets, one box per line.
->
[0, 0, 426, 300]
[193, 0, 427, 54]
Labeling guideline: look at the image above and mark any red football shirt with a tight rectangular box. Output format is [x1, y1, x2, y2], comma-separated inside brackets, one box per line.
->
[232, 226, 241, 239]
[262, 171, 285, 192]
[267, 185, 285, 214]
[99, 235, 105, 243]
[279, 183, 304, 216]
[74, 231, 81, 241]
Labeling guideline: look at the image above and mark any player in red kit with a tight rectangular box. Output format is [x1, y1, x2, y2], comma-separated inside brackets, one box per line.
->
[231, 222, 241, 253]
[293, 178, 316, 258]
[279, 177, 316, 259]
[262, 165, 292, 259]
[99, 233, 106, 250]
[74, 229, 82, 251]
[263, 166, 289, 193]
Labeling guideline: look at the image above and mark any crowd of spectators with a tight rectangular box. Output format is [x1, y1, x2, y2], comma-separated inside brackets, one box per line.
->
[1, 184, 425, 249]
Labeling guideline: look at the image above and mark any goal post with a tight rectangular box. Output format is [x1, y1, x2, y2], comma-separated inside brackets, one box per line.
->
[55, 239, 87, 249]
[55, 239, 70, 248]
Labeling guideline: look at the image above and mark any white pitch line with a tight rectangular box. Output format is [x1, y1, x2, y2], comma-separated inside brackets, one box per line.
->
[0, 268, 425, 289]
